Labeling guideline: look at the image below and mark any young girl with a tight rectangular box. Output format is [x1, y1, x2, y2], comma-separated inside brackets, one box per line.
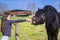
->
[1, 12, 31, 40]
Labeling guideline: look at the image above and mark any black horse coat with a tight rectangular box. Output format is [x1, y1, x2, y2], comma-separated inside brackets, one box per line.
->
[32, 5, 60, 40]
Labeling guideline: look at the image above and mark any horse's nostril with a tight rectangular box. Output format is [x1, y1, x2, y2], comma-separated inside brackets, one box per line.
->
[32, 18, 35, 21]
[33, 17, 36, 20]
[32, 19, 35, 21]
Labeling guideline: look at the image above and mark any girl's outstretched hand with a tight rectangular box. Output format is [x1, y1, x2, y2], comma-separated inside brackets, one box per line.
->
[26, 19, 32, 22]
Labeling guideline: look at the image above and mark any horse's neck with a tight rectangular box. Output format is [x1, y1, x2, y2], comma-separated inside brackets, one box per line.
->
[55, 13, 59, 24]
[53, 13, 59, 26]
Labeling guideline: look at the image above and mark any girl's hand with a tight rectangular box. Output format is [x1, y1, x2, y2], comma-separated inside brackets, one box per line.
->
[26, 19, 32, 22]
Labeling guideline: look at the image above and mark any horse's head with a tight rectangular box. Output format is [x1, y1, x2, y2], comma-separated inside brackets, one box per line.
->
[32, 8, 46, 25]
[32, 5, 58, 25]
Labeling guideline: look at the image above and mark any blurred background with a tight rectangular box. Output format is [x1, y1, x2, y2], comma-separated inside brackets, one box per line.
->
[0, 0, 60, 40]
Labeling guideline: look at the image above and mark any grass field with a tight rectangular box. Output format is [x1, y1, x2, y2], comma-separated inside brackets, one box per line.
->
[0, 16, 60, 40]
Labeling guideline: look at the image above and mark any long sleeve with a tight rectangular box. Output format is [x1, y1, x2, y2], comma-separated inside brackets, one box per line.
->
[11, 19, 26, 23]
[2, 19, 26, 37]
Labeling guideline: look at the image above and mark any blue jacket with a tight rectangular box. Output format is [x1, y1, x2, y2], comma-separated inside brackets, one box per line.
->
[3, 19, 26, 36]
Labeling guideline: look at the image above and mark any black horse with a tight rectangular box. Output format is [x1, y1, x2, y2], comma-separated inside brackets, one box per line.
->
[32, 5, 60, 40]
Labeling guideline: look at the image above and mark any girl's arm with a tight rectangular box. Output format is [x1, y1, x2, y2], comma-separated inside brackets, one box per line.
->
[11, 19, 26, 23]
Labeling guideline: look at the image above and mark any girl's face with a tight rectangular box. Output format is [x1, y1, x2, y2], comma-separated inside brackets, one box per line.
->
[6, 15, 11, 20]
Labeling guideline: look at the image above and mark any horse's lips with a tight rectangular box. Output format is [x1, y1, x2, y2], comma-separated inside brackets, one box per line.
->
[32, 21, 36, 25]
[32, 21, 39, 25]
[33, 21, 36, 23]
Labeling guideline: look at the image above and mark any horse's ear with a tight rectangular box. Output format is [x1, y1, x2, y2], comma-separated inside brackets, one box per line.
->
[38, 8, 40, 10]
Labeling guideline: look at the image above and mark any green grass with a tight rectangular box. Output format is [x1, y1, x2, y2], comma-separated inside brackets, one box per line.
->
[0, 16, 60, 40]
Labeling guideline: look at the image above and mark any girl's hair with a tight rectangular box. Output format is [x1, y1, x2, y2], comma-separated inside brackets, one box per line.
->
[1, 12, 11, 33]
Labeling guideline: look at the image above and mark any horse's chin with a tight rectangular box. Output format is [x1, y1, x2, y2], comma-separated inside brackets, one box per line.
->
[32, 22, 44, 25]
[39, 22, 44, 24]
[39, 20, 45, 24]
[32, 22, 39, 25]
[32, 21, 44, 25]
[32, 24, 38, 25]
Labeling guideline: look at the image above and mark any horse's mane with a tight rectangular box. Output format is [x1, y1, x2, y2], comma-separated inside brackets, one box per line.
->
[43, 5, 59, 24]
[43, 5, 58, 13]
